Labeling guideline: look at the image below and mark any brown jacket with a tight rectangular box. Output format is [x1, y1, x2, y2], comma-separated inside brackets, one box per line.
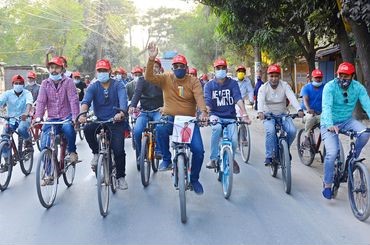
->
[145, 59, 207, 116]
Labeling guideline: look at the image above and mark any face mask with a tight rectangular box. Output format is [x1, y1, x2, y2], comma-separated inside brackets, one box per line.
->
[338, 78, 352, 89]
[28, 80, 35, 86]
[14, 84, 24, 93]
[116, 75, 122, 80]
[97, 72, 110, 83]
[133, 76, 139, 82]
[237, 72, 245, 80]
[173, 68, 186, 79]
[215, 69, 227, 80]
[49, 73, 62, 81]
[312, 81, 323, 87]
[74, 79, 80, 84]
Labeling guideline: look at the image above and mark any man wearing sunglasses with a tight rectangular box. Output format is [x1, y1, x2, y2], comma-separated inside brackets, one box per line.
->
[79, 59, 128, 190]
[320, 62, 370, 199]
[145, 42, 208, 195]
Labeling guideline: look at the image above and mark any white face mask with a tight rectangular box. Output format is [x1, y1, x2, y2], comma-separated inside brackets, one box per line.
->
[312, 81, 323, 87]
[28, 80, 35, 85]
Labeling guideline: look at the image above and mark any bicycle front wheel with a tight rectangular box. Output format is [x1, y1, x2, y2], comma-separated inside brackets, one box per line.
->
[221, 147, 233, 199]
[348, 161, 370, 221]
[279, 139, 291, 194]
[36, 149, 58, 208]
[297, 129, 315, 166]
[0, 141, 13, 191]
[238, 124, 251, 164]
[140, 136, 151, 187]
[177, 154, 187, 223]
[78, 128, 85, 141]
[97, 153, 110, 217]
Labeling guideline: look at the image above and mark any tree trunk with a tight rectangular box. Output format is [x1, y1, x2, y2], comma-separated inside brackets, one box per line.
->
[334, 18, 354, 63]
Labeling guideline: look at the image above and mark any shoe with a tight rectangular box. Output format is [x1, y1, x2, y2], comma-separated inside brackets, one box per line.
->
[41, 176, 54, 186]
[69, 152, 78, 163]
[322, 187, 332, 200]
[0, 164, 8, 173]
[24, 140, 34, 152]
[206, 160, 217, 169]
[264, 157, 272, 166]
[191, 180, 204, 195]
[117, 177, 128, 190]
[91, 154, 99, 171]
[159, 161, 172, 171]
[233, 160, 240, 174]
[155, 152, 163, 160]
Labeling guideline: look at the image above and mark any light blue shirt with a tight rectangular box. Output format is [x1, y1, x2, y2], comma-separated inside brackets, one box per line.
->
[321, 78, 370, 127]
[0, 88, 33, 125]
[236, 77, 254, 103]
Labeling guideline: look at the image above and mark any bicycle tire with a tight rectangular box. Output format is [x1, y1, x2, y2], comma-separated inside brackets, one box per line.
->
[19, 138, 34, 176]
[297, 128, 315, 166]
[221, 147, 233, 199]
[132, 129, 136, 151]
[270, 160, 278, 177]
[348, 161, 370, 221]
[62, 146, 75, 187]
[78, 128, 85, 141]
[36, 149, 58, 208]
[331, 142, 346, 198]
[238, 124, 251, 164]
[97, 153, 110, 217]
[0, 141, 13, 191]
[280, 139, 291, 194]
[110, 149, 117, 194]
[177, 154, 187, 223]
[140, 136, 151, 187]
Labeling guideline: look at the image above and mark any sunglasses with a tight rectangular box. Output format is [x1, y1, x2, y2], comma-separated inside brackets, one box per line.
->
[343, 91, 348, 103]
[173, 64, 186, 69]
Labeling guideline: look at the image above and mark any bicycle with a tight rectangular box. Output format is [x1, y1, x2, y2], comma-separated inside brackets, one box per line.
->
[0, 116, 34, 191]
[262, 113, 298, 194]
[35, 119, 76, 208]
[210, 118, 249, 199]
[331, 128, 370, 221]
[238, 119, 251, 164]
[139, 120, 161, 187]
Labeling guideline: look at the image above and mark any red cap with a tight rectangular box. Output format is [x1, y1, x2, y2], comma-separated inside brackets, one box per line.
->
[236, 65, 246, 72]
[201, 74, 208, 80]
[311, 69, 323, 78]
[131, 66, 143, 74]
[48, 56, 65, 67]
[12, 74, 25, 84]
[116, 67, 127, 74]
[27, 71, 36, 79]
[337, 62, 355, 75]
[267, 64, 281, 74]
[72, 71, 81, 78]
[213, 58, 227, 68]
[189, 68, 197, 76]
[172, 54, 187, 65]
[96, 59, 111, 70]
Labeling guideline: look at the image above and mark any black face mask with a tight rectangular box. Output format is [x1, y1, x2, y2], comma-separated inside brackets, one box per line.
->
[338, 78, 352, 89]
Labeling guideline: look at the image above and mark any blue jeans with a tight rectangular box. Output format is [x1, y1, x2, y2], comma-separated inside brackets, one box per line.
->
[263, 116, 297, 158]
[210, 117, 237, 161]
[134, 111, 161, 159]
[321, 118, 370, 185]
[41, 116, 77, 153]
[156, 115, 204, 182]
[2, 120, 31, 157]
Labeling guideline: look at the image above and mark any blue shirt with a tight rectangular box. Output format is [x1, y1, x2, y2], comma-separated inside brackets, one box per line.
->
[0, 88, 33, 125]
[82, 79, 128, 121]
[300, 83, 324, 113]
[321, 78, 370, 127]
[204, 77, 242, 118]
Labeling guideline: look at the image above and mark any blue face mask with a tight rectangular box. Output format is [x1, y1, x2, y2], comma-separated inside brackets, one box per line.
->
[173, 68, 186, 79]
[49, 73, 62, 81]
[115, 75, 122, 80]
[312, 81, 323, 87]
[14, 84, 24, 93]
[74, 79, 80, 84]
[97, 72, 110, 83]
[215, 69, 227, 80]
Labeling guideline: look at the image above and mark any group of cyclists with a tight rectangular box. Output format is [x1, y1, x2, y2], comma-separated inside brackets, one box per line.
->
[1, 42, 370, 202]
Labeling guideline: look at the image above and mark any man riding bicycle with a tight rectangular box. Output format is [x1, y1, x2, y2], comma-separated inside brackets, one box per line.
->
[320, 62, 370, 199]
[78, 59, 128, 190]
[204, 58, 251, 174]
[257, 64, 304, 166]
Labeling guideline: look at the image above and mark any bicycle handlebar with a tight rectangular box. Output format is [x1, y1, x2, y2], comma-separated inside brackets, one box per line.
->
[339, 128, 370, 137]
[34, 119, 71, 126]
[257, 113, 300, 120]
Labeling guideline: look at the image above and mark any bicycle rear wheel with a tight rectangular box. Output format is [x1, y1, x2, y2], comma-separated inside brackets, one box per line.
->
[97, 153, 110, 217]
[0, 141, 13, 191]
[63, 148, 75, 187]
[279, 139, 291, 194]
[19, 138, 34, 176]
[348, 161, 370, 221]
[297, 129, 315, 166]
[140, 136, 151, 187]
[221, 147, 233, 199]
[238, 124, 251, 164]
[36, 149, 58, 208]
[177, 154, 187, 223]
[110, 149, 117, 194]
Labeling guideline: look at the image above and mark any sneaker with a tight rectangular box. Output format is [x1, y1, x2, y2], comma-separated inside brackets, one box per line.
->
[322, 187, 332, 200]
[191, 180, 204, 195]
[206, 160, 217, 169]
[233, 160, 240, 174]
[41, 176, 54, 186]
[24, 140, 34, 152]
[117, 177, 128, 190]
[91, 154, 99, 171]
[159, 161, 172, 171]
[264, 157, 272, 166]
[69, 152, 78, 164]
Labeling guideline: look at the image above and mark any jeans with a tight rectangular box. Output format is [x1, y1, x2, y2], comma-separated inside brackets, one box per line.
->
[156, 115, 204, 182]
[209, 117, 238, 161]
[321, 118, 370, 185]
[2, 120, 31, 157]
[134, 111, 161, 159]
[84, 121, 126, 178]
[263, 116, 297, 158]
[41, 116, 77, 153]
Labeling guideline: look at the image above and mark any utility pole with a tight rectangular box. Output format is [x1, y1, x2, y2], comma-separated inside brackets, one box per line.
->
[96, 0, 105, 60]
[129, 18, 133, 71]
